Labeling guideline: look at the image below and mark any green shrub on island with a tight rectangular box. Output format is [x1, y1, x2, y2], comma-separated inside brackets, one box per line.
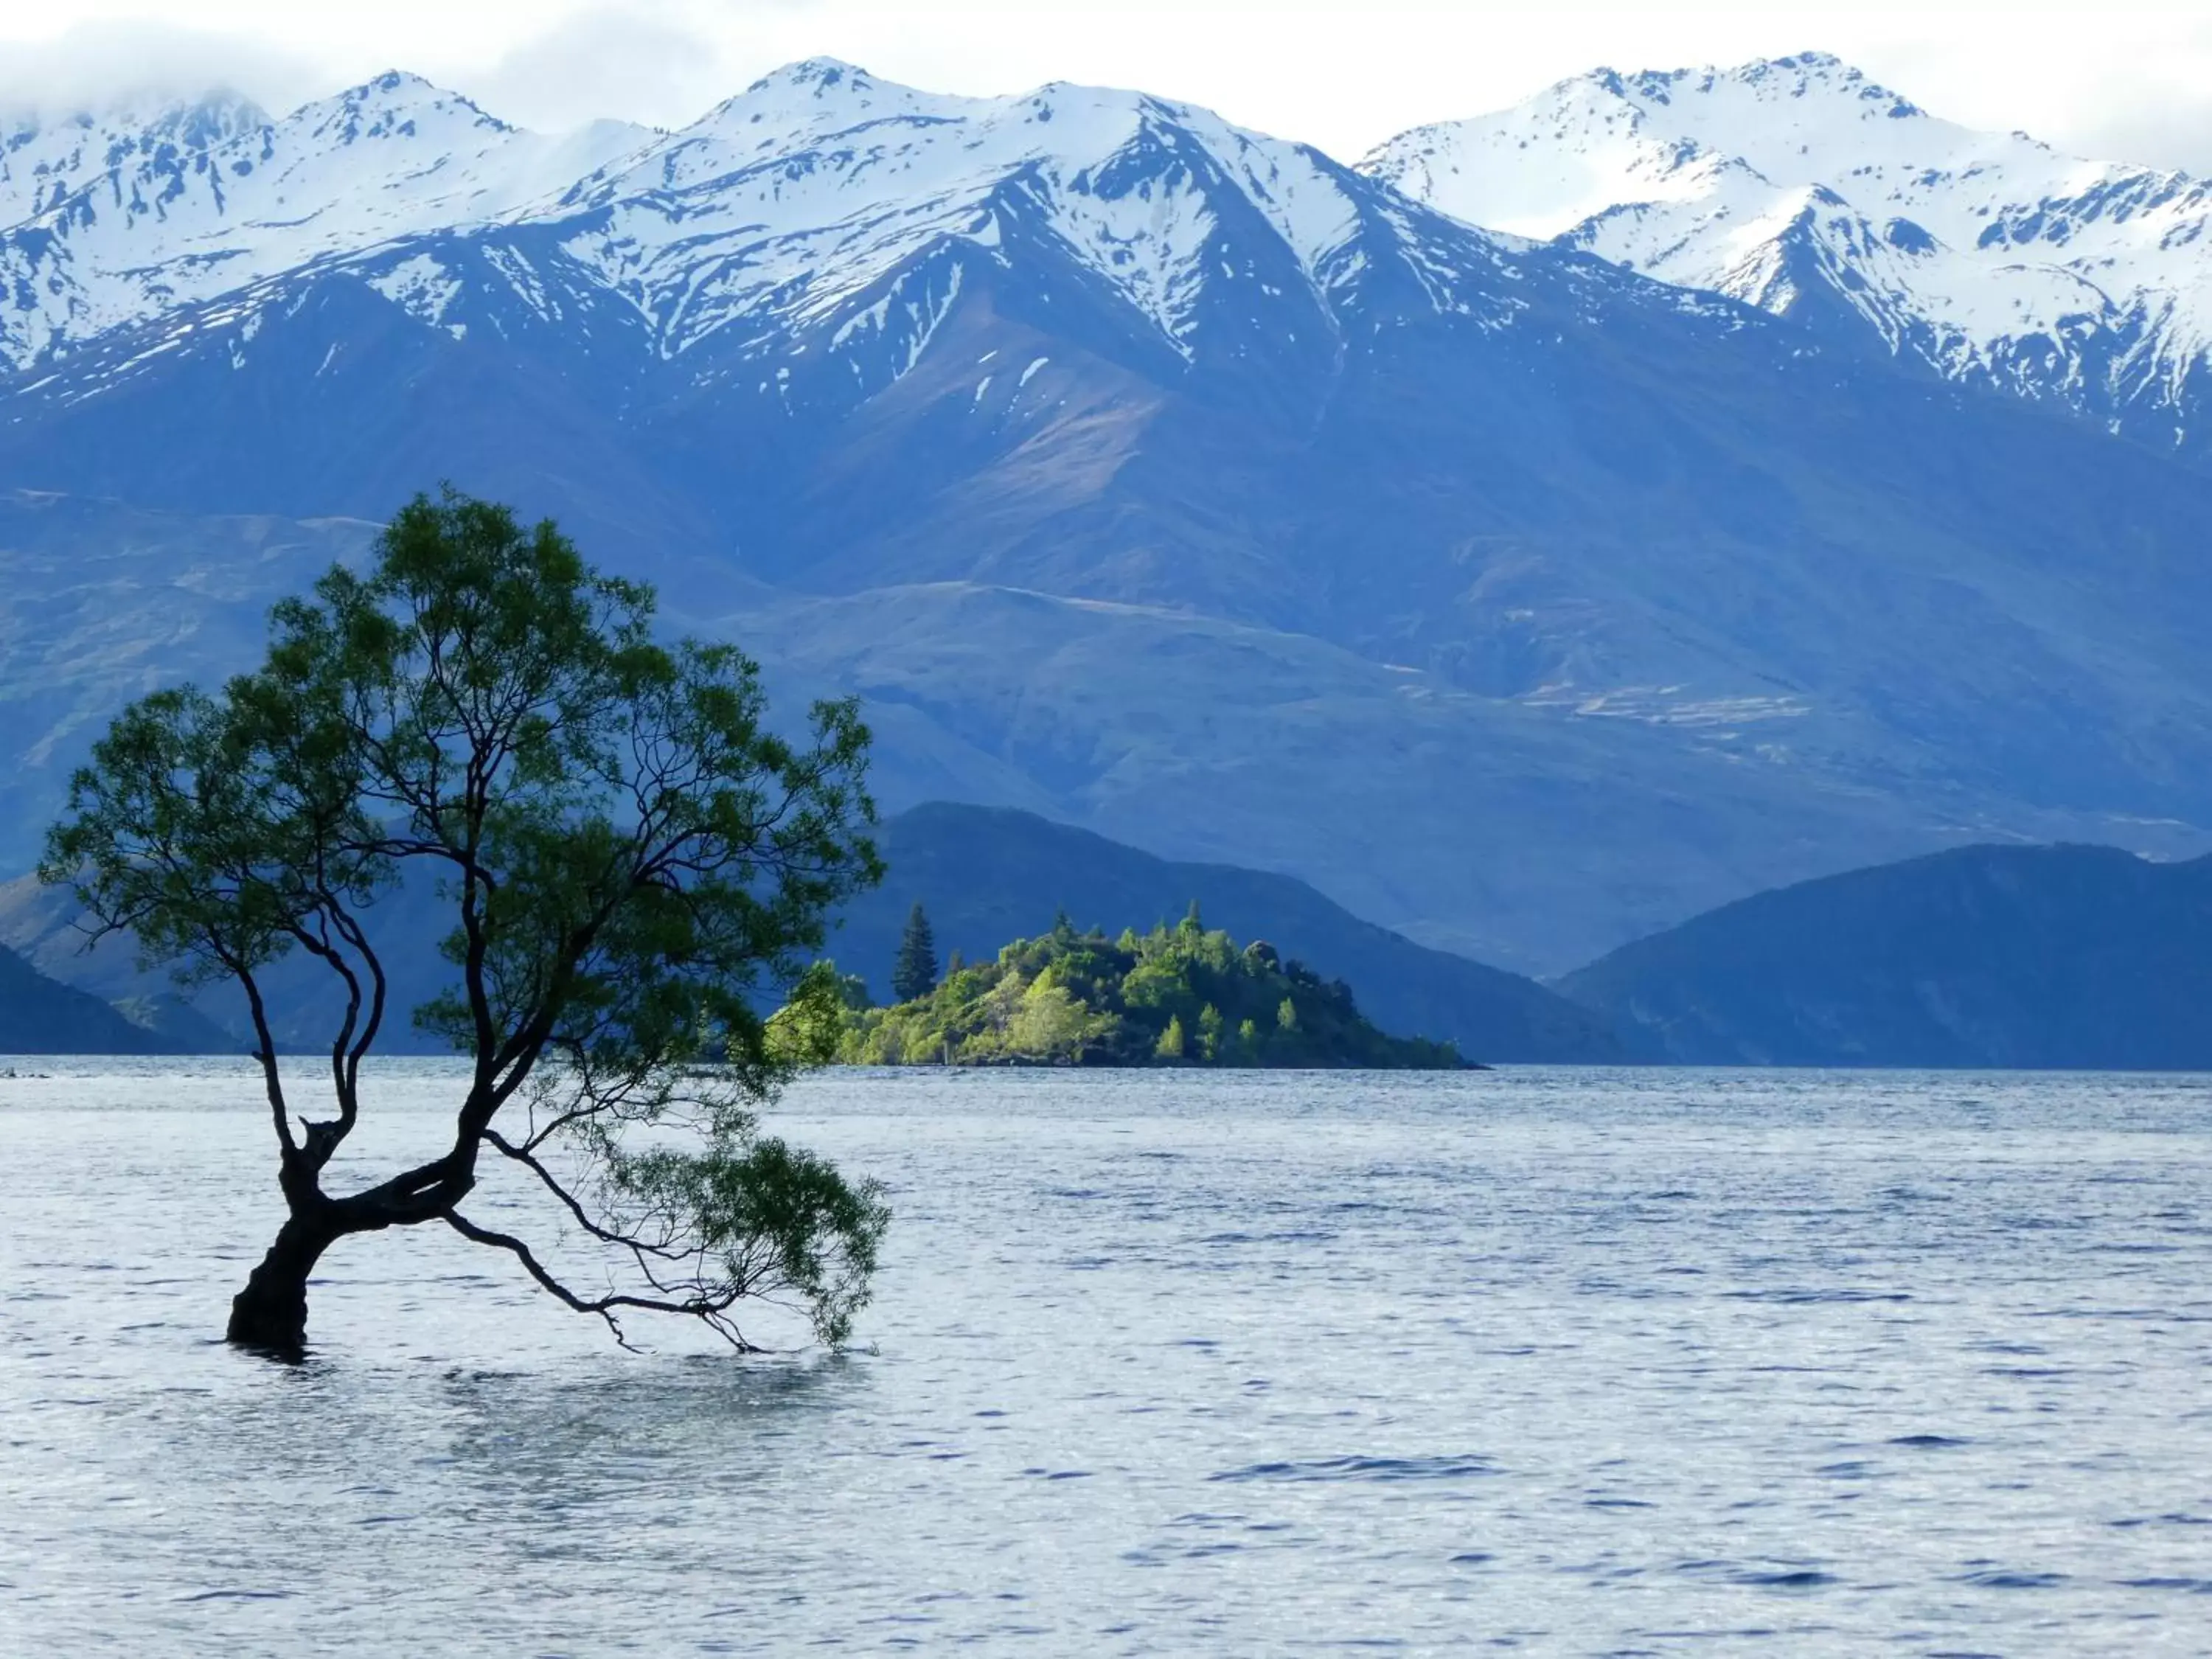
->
[789, 905, 1463, 1068]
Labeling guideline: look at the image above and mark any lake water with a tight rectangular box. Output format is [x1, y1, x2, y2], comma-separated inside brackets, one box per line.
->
[1, 1062, 2209, 1655]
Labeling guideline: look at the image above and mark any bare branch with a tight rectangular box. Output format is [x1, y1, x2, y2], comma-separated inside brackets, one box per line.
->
[483, 1129, 689, 1261]
[442, 1209, 757, 1352]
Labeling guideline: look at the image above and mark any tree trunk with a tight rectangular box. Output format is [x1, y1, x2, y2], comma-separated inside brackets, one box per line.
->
[226, 1211, 340, 1356]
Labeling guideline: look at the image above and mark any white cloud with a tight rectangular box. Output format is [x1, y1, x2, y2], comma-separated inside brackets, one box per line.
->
[5, 0, 2212, 176]
[459, 7, 736, 133]
[2073, 102, 2212, 177]
[0, 19, 323, 119]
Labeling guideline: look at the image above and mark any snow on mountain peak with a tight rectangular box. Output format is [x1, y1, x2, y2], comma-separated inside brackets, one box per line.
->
[146, 91, 274, 150]
[0, 52, 1433, 389]
[651, 56, 973, 173]
[0, 91, 270, 228]
[301, 70, 515, 145]
[549, 64, 1385, 364]
[750, 58, 881, 96]
[41, 45, 2212, 457]
[0, 74, 651, 368]
[1362, 53, 1975, 241]
[1363, 52, 2212, 442]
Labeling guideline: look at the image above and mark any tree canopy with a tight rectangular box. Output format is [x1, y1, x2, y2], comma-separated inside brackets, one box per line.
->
[42, 489, 888, 1355]
[809, 914, 1462, 1069]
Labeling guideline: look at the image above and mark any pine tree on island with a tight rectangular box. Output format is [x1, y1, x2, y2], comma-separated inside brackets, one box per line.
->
[894, 902, 939, 1002]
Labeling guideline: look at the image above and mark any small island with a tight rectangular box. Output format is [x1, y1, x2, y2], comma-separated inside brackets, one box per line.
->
[812, 906, 1466, 1068]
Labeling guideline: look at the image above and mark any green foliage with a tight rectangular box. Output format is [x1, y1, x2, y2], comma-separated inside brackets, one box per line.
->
[892, 901, 938, 1003]
[1008, 970, 1112, 1062]
[1156, 1013, 1186, 1060]
[807, 910, 1461, 1070]
[43, 487, 888, 1351]
[764, 961, 855, 1070]
[601, 1130, 888, 1347]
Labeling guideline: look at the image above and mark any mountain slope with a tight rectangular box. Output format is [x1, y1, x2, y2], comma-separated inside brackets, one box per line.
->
[1365, 52, 2212, 460]
[1557, 844, 2212, 1068]
[0, 855, 493, 1058]
[831, 803, 1625, 1062]
[3, 63, 2212, 968]
[0, 491, 384, 876]
[0, 937, 195, 1054]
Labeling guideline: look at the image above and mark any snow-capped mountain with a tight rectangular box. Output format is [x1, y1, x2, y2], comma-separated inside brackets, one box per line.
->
[4, 58, 2212, 970]
[0, 56, 1760, 606]
[18, 58, 1555, 396]
[0, 74, 652, 366]
[1365, 52, 2212, 453]
[1, 93, 268, 225]
[557, 60, 1396, 360]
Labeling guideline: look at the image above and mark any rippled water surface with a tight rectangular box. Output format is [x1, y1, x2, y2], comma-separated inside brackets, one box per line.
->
[3, 1062, 2211, 1655]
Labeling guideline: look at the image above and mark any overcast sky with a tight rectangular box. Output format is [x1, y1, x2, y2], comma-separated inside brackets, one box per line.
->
[7, 1, 2212, 172]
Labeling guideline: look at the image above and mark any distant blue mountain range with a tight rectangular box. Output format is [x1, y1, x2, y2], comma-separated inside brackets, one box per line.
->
[1561, 844, 2212, 1069]
[6, 810, 2204, 1070]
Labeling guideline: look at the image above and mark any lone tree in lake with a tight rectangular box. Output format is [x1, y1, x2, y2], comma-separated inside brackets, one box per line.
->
[41, 490, 888, 1356]
[892, 902, 938, 1002]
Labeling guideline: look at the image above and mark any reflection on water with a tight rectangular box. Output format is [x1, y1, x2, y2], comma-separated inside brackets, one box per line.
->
[3, 1061, 2211, 1653]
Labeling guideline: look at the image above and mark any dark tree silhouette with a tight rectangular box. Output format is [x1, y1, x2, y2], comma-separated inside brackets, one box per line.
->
[892, 902, 938, 1003]
[43, 490, 888, 1357]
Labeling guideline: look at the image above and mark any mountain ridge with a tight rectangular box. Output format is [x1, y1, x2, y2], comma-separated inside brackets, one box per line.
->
[1557, 843, 2212, 1068]
[0, 70, 655, 366]
[0, 936, 199, 1054]
[24, 47, 2212, 462]
[1363, 49, 2212, 459]
[0, 801, 1627, 1063]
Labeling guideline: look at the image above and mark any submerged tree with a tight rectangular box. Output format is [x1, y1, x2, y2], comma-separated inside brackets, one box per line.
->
[42, 490, 888, 1357]
[892, 902, 938, 1003]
